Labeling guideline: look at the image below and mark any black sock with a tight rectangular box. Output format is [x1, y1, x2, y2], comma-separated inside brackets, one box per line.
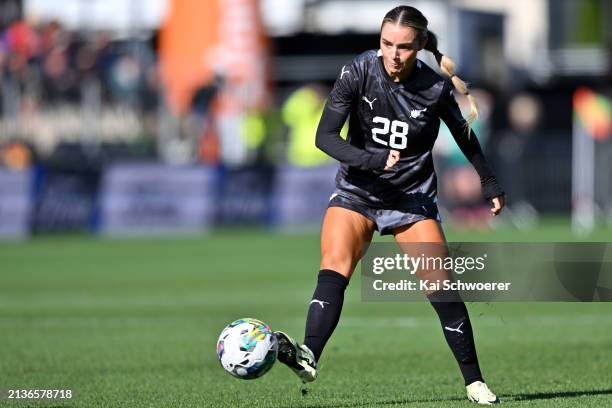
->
[303, 269, 348, 362]
[427, 290, 484, 386]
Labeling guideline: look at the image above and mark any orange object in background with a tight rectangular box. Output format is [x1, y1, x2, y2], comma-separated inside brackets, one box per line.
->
[573, 87, 611, 141]
[158, 0, 218, 114]
[158, 0, 270, 115]
[1, 143, 32, 170]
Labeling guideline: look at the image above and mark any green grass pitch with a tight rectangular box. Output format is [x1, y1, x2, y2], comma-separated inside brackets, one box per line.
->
[1, 219, 611, 407]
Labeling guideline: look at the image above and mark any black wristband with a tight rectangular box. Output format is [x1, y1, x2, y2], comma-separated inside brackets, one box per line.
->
[480, 176, 504, 200]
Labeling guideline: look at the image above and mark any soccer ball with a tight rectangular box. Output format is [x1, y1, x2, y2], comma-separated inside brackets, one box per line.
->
[216, 318, 278, 379]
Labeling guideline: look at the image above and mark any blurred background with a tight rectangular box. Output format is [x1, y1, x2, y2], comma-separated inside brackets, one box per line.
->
[2, 2, 611, 406]
[0, 0, 611, 239]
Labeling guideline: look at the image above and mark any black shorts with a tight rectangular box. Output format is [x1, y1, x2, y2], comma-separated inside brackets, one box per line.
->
[328, 190, 441, 236]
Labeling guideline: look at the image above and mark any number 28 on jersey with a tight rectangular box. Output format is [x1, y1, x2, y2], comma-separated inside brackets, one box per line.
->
[371, 116, 409, 149]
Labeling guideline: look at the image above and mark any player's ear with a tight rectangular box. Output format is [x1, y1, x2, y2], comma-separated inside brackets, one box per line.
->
[418, 31, 429, 51]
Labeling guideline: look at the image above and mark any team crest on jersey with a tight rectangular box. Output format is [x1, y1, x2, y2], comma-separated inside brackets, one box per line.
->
[410, 108, 427, 119]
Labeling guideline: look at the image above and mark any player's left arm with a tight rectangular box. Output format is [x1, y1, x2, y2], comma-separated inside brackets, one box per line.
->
[437, 82, 505, 216]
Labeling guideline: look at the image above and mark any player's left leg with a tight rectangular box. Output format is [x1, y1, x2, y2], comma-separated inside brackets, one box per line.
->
[394, 219, 500, 404]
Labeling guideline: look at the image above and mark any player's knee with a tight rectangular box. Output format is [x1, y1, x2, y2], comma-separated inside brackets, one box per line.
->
[320, 252, 355, 277]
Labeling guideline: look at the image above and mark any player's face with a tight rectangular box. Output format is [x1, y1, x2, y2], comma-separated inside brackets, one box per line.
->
[380, 23, 423, 79]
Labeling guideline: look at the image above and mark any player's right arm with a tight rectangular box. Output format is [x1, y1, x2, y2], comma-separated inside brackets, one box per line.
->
[315, 62, 396, 170]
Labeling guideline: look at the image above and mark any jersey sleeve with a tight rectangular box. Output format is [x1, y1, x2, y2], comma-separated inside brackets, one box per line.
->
[326, 62, 359, 114]
[437, 81, 504, 199]
[315, 60, 389, 170]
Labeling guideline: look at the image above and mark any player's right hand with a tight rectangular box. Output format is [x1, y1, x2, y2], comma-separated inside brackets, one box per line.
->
[384, 150, 400, 170]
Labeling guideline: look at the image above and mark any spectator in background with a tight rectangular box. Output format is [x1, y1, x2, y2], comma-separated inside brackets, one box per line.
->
[0, 18, 161, 156]
[2, 19, 38, 88]
[42, 43, 77, 102]
[0, 141, 32, 170]
[107, 54, 142, 104]
[4, 19, 38, 61]
[75, 42, 97, 80]
[497, 93, 542, 228]
[238, 106, 284, 165]
[281, 84, 332, 167]
[38, 20, 62, 55]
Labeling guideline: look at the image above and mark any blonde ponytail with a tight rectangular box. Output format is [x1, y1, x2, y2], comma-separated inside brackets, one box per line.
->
[424, 31, 478, 133]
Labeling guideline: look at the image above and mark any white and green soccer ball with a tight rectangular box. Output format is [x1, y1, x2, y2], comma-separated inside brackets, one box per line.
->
[216, 318, 278, 379]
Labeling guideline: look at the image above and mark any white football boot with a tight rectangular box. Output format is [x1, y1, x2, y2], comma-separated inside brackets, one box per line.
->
[275, 331, 317, 383]
[466, 381, 501, 404]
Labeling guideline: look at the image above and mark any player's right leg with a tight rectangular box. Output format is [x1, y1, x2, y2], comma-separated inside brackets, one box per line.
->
[276, 206, 375, 383]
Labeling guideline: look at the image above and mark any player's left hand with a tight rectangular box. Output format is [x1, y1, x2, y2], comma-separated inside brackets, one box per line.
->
[490, 195, 504, 216]
[384, 149, 400, 170]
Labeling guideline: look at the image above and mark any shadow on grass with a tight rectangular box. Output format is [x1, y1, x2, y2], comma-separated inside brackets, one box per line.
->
[297, 395, 465, 408]
[507, 388, 612, 402]
[297, 388, 612, 407]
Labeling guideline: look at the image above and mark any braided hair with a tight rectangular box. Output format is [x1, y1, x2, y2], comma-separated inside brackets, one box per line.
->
[382, 6, 478, 129]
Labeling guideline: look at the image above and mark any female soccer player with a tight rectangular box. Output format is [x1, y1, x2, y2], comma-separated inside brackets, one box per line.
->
[275, 5, 504, 405]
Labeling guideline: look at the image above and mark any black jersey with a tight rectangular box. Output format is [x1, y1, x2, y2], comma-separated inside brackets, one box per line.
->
[315, 49, 501, 208]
